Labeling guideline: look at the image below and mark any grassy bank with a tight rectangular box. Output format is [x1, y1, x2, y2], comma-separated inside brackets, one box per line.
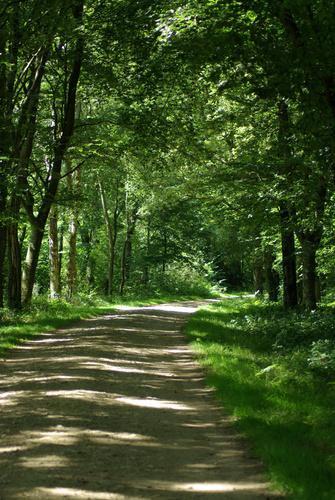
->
[0, 291, 212, 357]
[186, 296, 335, 499]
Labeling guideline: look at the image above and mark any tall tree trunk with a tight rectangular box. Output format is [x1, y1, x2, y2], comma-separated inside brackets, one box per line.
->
[22, 0, 84, 306]
[253, 260, 264, 296]
[120, 206, 139, 295]
[264, 248, 280, 301]
[109, 229, 117, 295]
[110, 188, 121, 295]
[80, 225, 94, 288]
[277, 100, 298, 308]
[59, 225, 64, 288]
[0, 226, 7, 309]
[7, 197, 21, 309]
[9, 49, 50, 308]
[86, 250, 94, 287]
[120, 238, 132, 296]
[7, 229, 21, 310]
[0, 96, 7, 307]
[22, 223, 44, 303]
[49, 204, 61, 298]
[142, 219, 150, 286]
[99, 180, 113, 296]
[99, 178, 121, 296]
[297, 172, 326, 310]
[0, 1, 30, 307]
[0, 26, 11, 308]
[162, 230, 167, 274]
[300, 237, 318, 310]
[280, 204, 298, 308]
[67, 166, 80, 299]
[67, 216, 78, 299]
[81, 228, 94, 287]
[297, 227, 324, 311]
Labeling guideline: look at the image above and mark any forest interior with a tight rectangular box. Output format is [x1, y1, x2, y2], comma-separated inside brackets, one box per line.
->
[0, 1, 335, 499]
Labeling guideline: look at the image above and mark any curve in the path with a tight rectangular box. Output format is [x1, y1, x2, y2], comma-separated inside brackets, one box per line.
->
[0, 301, 281, 499]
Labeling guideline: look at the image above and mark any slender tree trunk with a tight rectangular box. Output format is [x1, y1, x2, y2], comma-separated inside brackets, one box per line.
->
[253, 261, 264, 296]
[49, 204, 60, 298]
[7, 185, 23, 309]
[67, 216, 78, 299]
[0, 226, 6, 309]
[22, 223, 44, 303]
[7, 219, 21, 309]
[0, 3, 25, 307]
[87, 254, 94, 287]
[8, 205, 23, 310]
[120, 238, 131, 296]
[110, 186, 121, 294]
[0, 29, 10, 308]
[162, 230, 167, 273]
[142, 219, 150, 286]
[59, 226, 64, 288]
[264, 248, 280, 301]
[66, 166, 80, 299]
[298, 171, 326, 310]
[297, 229, 323, 311]
[86, 232, 94, 287]
[98, 179, 120, 296]
[109, 232, 117, 295]
[280, 204, 298, 308]
[9, 50, 50, 308]
[0, 121, 8, 308]
[277, 101, 298, 308]
[120, 206, 138, 295]
[80, 228, 94, 287]
[22, 0, 84, 306]
[300, 238, 318, 310]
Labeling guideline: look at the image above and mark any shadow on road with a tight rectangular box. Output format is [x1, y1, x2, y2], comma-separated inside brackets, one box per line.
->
[0, 302, 280, 499]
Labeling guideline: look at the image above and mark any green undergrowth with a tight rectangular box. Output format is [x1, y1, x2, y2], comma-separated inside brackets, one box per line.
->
[186, 296, 335, 499]
[0, 291, 216, 357]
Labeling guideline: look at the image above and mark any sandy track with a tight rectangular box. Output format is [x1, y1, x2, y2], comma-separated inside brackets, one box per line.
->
[0, 301, 280, 499]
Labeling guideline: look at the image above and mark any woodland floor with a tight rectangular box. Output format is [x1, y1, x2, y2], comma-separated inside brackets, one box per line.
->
[0, 301, 282, 499]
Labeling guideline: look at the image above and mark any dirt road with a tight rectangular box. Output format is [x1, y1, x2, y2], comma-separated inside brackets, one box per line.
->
[0, 301, 280, 499]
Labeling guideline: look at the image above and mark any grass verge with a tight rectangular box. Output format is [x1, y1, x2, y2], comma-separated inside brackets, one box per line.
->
[185, 296, 335, 500]
[0, 291, 214, 357]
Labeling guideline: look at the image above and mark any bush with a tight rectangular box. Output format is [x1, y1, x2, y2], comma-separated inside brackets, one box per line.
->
[223, 300, 335, 377]
[148, 263, 215, 297]
[307, 339, 335, 375]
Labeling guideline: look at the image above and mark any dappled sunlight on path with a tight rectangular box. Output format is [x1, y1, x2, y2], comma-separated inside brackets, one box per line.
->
[0, 301, 280, 499]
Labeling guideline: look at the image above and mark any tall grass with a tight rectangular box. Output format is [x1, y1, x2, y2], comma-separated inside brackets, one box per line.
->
[186, 297, 335, 499]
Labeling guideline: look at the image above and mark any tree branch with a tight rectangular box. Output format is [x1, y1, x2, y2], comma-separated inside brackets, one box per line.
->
[59, 158, 87, 180]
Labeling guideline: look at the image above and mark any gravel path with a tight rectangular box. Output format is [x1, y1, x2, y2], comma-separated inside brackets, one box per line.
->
[0, 301, 281, 499]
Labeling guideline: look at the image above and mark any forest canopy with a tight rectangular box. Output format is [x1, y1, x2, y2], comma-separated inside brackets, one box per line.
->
[0, 0, 335, 311]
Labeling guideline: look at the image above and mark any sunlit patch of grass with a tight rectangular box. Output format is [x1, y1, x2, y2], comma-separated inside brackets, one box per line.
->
[186, 297, 335, 499]
[0, 298, 112, 357]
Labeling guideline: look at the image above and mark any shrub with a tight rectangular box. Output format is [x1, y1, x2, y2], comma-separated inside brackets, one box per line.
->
[307, 339, 335, 375]
[147, 262, 216, 297]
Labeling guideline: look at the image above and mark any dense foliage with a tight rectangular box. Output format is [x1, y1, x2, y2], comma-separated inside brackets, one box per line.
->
[1, 2, 335, 305]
